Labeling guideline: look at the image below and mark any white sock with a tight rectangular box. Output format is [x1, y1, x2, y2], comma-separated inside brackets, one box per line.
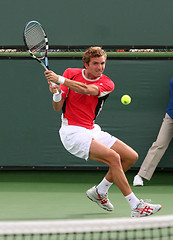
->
[96, 177, 113, 195]
[125, 192, 140, 209]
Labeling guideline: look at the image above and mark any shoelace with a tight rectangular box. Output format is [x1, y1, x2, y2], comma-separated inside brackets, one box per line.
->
[143, 199, 151, 203]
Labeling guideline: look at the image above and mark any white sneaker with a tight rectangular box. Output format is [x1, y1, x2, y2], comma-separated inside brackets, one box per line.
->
[86, 186, 114, 211]
[133, 175, 144, 186]
[131, 199, 162, 217]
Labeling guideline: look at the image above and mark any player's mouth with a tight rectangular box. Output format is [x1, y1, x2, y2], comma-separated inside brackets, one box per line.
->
[96, 70, 103, 74]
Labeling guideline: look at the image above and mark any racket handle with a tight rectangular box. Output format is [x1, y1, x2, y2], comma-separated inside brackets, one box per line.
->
[43, 64, 56, 86]
[42, 63, 58, 91]
[50, 81, 56, 86]
[50, 81, 59, 94]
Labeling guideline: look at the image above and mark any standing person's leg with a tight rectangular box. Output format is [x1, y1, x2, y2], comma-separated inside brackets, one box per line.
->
[133, 113, 173, 186]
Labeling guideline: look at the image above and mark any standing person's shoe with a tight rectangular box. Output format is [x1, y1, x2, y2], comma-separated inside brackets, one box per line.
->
[133, 175, 144, 186]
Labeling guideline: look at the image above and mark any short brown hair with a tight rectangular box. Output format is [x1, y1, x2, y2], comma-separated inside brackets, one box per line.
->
[83, 46, 107, 65]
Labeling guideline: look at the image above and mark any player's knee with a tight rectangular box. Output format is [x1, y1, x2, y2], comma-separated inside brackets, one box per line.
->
[133, 151, 138, 164]
[106, 150, 121, 168]
[126, 151, 138, 167]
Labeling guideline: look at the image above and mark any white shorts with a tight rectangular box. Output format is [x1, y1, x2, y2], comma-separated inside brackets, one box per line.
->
[59, 124, 117, 160]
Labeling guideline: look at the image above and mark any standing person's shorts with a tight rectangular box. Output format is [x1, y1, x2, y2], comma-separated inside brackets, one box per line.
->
[59, 124, 117, 160]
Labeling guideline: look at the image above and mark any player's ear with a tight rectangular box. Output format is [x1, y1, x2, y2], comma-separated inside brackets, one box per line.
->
[84, 62, 88, 69]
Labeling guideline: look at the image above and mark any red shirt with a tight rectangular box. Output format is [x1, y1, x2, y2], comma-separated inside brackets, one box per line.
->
[60, 68, 115, 129]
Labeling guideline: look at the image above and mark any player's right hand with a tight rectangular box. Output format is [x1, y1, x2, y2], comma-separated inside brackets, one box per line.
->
[44, 70, 58, 84]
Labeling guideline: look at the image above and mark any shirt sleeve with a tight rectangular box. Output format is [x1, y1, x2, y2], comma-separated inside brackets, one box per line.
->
[94, 76, 115, 97]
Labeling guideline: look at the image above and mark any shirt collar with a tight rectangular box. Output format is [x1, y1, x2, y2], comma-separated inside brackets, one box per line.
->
[82, 69, 101, 82]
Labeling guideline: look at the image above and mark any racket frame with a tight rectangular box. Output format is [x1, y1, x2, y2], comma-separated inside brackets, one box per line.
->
[23, 20, 49, 71]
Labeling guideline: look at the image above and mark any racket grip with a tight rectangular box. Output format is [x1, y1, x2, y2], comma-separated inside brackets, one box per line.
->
[44, 65, 58, 91]
[43, 65, 56, 87]
[50, 81, 59, 94]
[50, 81, 56, 86]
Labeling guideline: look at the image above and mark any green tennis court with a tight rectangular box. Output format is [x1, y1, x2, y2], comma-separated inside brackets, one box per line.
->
[0, 1, 173, 239]
[0, 170, 172, 221]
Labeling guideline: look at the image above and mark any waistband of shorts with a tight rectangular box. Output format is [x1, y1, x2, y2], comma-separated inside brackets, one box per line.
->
[61, 115, 95, 130]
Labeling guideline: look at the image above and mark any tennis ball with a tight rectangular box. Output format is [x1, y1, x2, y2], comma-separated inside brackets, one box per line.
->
[121, 95, 131, 105]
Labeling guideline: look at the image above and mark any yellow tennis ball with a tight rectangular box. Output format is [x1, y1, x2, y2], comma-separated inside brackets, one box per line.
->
[121, 95, 131, 105]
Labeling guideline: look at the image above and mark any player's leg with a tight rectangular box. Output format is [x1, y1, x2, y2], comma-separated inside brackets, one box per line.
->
[87, 139, 162, 216]
[89, 139, 133, 196]
[59, 125, 162, 216]
[86, 127, 139, 211]
[104, 139, 138, 183]
[87, 140, 139, 211]
[112, 139, 138, 171]
[86, 139, 134, 211]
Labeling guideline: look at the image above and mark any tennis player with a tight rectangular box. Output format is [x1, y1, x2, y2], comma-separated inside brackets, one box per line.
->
[44, 46, 162, 217]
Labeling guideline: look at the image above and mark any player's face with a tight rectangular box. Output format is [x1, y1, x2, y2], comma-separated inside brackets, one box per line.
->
[84, 56, 106, 79]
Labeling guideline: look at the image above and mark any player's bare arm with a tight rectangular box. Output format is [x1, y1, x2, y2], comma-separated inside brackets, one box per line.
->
[52, 97, 65, 112]
[44, 70, 99, 96]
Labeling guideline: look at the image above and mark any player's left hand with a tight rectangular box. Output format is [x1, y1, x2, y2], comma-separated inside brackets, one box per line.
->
[49, 82, 61, 94]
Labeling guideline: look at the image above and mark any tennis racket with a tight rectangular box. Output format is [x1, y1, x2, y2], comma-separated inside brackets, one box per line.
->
[23, 20, 56, 86]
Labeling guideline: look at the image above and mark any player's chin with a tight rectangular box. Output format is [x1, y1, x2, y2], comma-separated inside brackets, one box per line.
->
[95, 72, 103, 77]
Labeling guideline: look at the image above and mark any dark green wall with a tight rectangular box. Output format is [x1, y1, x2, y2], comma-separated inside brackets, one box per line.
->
[1, 0, 173, 168]
[1, 0, 173, 46]
[1, 59, 173, 168]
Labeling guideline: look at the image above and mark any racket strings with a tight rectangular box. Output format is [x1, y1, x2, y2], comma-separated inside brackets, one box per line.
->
[25, 23, 47, 57]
